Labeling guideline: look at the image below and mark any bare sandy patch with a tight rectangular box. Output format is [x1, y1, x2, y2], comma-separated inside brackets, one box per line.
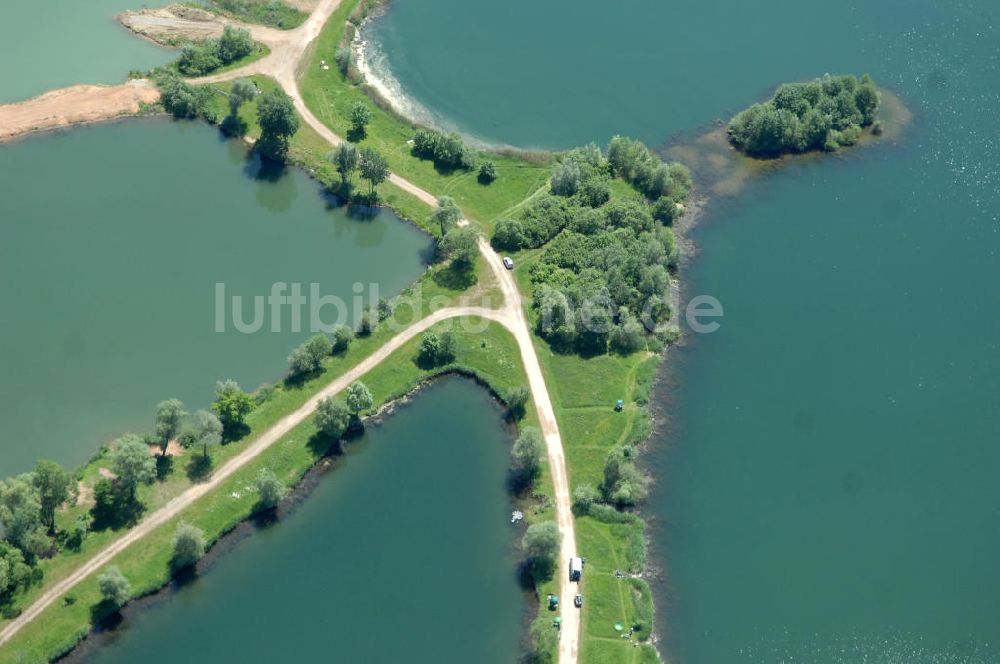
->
[147, 441, 185, 457]
[97, 467, 118, 480]
[0, 80, 160, 142]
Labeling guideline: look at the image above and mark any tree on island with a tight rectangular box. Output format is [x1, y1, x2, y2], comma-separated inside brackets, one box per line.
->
[358, 147, 390, 198]
[256, 88, 300, 161]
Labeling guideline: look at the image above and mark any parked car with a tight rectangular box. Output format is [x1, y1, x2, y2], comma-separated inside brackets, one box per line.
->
[574, 594, 583, 608]
[502, 256, 514, 270]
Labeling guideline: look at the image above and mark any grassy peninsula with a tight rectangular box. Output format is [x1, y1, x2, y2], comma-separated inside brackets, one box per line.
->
[728, 74, 881, 155]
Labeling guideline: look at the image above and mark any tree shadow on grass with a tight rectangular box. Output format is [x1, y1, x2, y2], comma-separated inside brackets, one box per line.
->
[222, 423, 250, 444]
[155, 455, 174, 481]
[185, 455, 213, 482]
[306, 431, 344, 459]
[283, 368, 322, 390]
[432, 263, 477, 291]
[346, 126, 366, 143]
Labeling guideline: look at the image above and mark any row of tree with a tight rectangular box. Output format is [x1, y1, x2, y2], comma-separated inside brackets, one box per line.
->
[728, 74, 881, 155]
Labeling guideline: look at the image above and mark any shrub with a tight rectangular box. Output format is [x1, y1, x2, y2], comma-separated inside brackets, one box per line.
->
[522, 521, 561, 583]
[478, 160, 497, 183]
[97, 566, 130, 609]
[572, 484, 601, 515]
[171, 522, 206, 571]
[332, 324, 354, 353]
[728, 74, 880, 155]
[287, 334, 332, 377]
[255, 469, 286, 510]
[491, 217, 525, 251]
[410, 128, 474, 170]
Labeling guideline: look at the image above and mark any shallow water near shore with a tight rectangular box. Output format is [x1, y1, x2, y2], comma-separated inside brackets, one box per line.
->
[365, 0, 1000, 660]
[0, 0, 171, 104]
[65, 377, 523, 664]
[0, 118, 430, 477]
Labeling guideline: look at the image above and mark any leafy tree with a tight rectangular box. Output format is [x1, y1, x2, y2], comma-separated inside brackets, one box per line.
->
[522, 521, 561, 582]
[191, 410, 223, 458]
[109, 434, 156, 499]
[177, 42, 221, 76]
[527, 613, 559, 664]
[411, 129, 473, 169]
[652, 195, 680, 225]
[155, 71, 217, 122]
[0, 542, 31, 601]
[32, 460, 71, 533]
[217, 25, 254, 63]
[491, 217, 525, 251]
[430, 197, 461, 236]
[511, 427, 545, 484]
[256, 89, 299, 160]
[228, 77, 256, 116]
[288, 334, 333, 377]
[417, 331, 442, 368]
[255, 469, 286, 510]
[171, 522, 206, 571]
[550, 159, 581, 196]
[602, 446, 648, 507]
[332, 324, 355, 353]
[349, 102, 373, 136]
[478, 160, 497, 184]
[571, 483, 601, 515]
[438, 226, 478, 267]
[345, 381, 373, 416]
[356, 308, 378, 337]
[97, 565, 131, 609]
[358, 147, 390, 197]
[213, 379, 255, 433]
[610, 309, 646, 354]
[505, 385, 530, 420]
[315, 397, 351, 439]
[329, 143, 360, 185]
[578, 174, 611, 207]
[155, 399, 187, 455]
[0, 476, 47, 557]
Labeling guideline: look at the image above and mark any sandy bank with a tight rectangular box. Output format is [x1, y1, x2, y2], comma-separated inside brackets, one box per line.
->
[0, 80, 160, 142]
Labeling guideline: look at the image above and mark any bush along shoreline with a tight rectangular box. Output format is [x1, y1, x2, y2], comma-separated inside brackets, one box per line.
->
[728, 74, 881, 156]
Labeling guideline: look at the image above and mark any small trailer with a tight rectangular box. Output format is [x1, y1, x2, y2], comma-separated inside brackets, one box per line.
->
[569, 556, 583, 582]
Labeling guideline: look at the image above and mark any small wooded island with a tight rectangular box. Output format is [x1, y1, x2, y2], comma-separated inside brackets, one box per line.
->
[728, 74, 881, 155]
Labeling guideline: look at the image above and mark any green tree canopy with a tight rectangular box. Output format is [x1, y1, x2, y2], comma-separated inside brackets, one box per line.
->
[358, 147, 390, 196]
[345, 381, 373, 415]
[155, 398, 187, 454]
[256, 89, 300, 160]
[228, 78, 256, 115]
[32, 460, 71, 533]
[109, 434, 156, 498]
[522, 521, 562, 582]
[255, 469, 286, 510]
[315, 397, 352, 439]
[213, 379, 255, 433]
[171, 522, 206, 571]
[97, 565, 131, 609]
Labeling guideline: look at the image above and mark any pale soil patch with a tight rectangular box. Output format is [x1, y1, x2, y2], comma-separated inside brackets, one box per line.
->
[0, 80, 160, 142]
[118, 5, 226, 44]
[97, 468, 117, 480]
[75, 481, 94, 509]
[147, 441, 185, 456]
[284, 0, 319, 11]
[118, 4, 289, 48]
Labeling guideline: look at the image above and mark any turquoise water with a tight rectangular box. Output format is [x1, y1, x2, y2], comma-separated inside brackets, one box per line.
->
[67, 378, 523, 664]
[0, 0, 171, 103]
[0, 119, 430, 478]
[364, 0, 1000, 661]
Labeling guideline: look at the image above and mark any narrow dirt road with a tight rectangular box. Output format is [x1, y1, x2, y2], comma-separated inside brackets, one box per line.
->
[2, 1, 581, 661]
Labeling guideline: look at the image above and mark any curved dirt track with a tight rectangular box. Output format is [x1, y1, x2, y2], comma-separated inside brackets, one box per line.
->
[1, 1, 580, 661]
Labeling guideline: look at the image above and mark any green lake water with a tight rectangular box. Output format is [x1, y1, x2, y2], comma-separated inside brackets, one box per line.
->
[363, 0, 1000, 661]
[0, 0, 171, 104]
[66, 377, 523, 664]
[0, 119, 430, 478]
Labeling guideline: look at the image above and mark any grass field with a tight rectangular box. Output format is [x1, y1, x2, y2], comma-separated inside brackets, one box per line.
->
[189, 0, 307, 29]
[297, 0, 552, 228]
